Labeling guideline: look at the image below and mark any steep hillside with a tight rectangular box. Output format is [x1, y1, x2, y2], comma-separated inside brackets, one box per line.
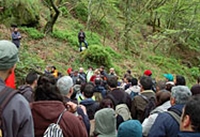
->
[0, 0, 199, 87]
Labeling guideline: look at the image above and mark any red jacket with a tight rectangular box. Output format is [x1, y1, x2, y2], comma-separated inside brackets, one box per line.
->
[30, 101, 88, 137]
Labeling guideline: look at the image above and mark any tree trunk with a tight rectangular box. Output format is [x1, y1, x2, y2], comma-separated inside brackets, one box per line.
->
[44, 0, 60, 34]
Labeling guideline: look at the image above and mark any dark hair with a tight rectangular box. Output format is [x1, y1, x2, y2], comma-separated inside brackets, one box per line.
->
[81, 83, 94, 98]
[175, 75, 186, 86]
[131, 77, 138, 86]
[34, 76, 63, 102]
[95, 78, 101, 86]
[26, 71, 38, 85]
[140, 76, 153, 90]
[99, 98, 114, 109]
[156, 90, 171, 106]
[165, 83, 174, 92]
[127, 70, 131, 75]
[51, 66, 56, 70]
[125, 76, 132, 83]
[107, 76, 118, 88]
[183, 96, 200, 132]
[156, 80, 166, 91]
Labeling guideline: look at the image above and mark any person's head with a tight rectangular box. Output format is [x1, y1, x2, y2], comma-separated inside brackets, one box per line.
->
[156, 90, 171, 106]
[165, 81, 175, 92]
[139, 75, 153, 91]
[26, 71, 38, 87]
[99, 98, 114, 109]
[94, 108, 116, 137]
[35, 75, 63, 102]
[0, 40, 18, 81]
[73, 70, 79, 76]
[175, 75, 186, 86]
[180, 96, 200, 132]
[51, 66, 56, 72]
[164, 74, 174, 82]
[143, 70, 152, 77]
[109, 68, 115, 74]
[127, 70, 131, 75]
[190, 84, 200, 96]
[81, 83, 94, 98]
[99, 66, 104, 72]
[79, 67, 84, 73]
[14, 27, 18, 32]
[124, 76, 132, 84]
[170, 86, 191, 106]
[107, 75, 118, 88]
[156, 80, 166, 92]
[118, 120, 142, 137]
[131, 77, 138, 86]
[56, 76, 74, 97]
[75, 78, 82, 85]
[95, 78, 102, 86]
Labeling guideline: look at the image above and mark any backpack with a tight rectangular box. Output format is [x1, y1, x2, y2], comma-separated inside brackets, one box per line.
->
[166, 108, 181, 124]
[107, 93, 132, 121]
[0, 87, 19, 137]
[140, 95, 156, 119]
[43, 109, 67, 137]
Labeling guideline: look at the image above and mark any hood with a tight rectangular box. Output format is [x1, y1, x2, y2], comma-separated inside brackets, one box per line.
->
[80, 98, 96, 106]
[168, 104, 184, 114]
[18, 85, 32, 90]
[30, 101, 66, 122]
[151, 100, 171, 114]
[94, 108, 116, 137]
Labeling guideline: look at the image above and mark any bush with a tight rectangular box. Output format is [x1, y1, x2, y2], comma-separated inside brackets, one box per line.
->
[80, 45, 112, 68]
[59, 6, 69, 17]
[21, 27, 44, 39]
[73, 3, 88, 22]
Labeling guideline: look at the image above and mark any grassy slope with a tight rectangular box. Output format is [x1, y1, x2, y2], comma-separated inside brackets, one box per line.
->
[0, 2, 198, 87]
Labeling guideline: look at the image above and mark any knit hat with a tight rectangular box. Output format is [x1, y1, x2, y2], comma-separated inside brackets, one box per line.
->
[94, 108, 116, 137]
[0, 40, 18, 70]
[164, 74, 174, 81]
[57, 76, 73, 95]
[117, 120, 142, 137]
[191, 84, 200, 95]
[144, 70, 152, 76]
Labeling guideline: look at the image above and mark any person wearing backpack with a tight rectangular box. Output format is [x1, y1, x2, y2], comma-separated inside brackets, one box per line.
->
[31, 75, 88, 137]
[131, 75, 156, 123]
[106, 76, 132, 110]
[18, 71, 38, 102]
[78, 29, 88, 52]
[0, 40, 34, 137]
[148, 86, 192, 137]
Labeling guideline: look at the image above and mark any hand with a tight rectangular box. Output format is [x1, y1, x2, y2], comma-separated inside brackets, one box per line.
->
[78, 105, 87, 115]
[65, 101, 77, 113]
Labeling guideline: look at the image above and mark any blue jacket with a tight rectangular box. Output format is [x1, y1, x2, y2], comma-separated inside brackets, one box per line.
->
[148, 104, 184, 137]
[80, 98, 99, 120]
[178, 131, 200, 137]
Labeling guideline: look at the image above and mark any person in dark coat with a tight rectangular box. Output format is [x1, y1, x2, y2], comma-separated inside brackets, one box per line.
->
[78, 29, 88, 52]
[11, 26, 21, 48]
[148, 86, 192, 137]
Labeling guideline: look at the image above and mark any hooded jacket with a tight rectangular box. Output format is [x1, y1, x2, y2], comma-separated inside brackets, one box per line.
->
[94, 108, 117, 137]
[80, 98, 99, 120]
[18, 85, 33, 102]
[30, 101, 88, 137]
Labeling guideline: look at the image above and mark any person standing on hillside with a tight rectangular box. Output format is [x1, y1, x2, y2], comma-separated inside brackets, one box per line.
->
[78, 29, 88, 52]
[11, 26, 22, 48]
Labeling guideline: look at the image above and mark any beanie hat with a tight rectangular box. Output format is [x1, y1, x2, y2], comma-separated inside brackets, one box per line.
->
[118, 120, 142, 137]
[191, 84, 200, 95]
[144, 70, 152, 76]
[0, 40, 18, 70]
[57, 76, 73, 95]
[164, 74, 174, 81]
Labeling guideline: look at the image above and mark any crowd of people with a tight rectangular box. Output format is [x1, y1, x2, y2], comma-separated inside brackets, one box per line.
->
[0, 39, 200, 137]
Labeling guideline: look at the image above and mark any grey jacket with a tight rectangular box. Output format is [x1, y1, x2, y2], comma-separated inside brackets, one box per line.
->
[0, 78, 34, 137]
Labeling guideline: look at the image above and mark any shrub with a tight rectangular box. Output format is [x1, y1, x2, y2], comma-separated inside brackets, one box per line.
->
[21, 27, 44, 39]
[59, 6, 69, 17]
[80, 45, 112, 68]
[73, 3, 88, 22]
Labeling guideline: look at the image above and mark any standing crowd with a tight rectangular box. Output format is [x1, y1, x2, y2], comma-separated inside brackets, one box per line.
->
[0, 39, 200, 137]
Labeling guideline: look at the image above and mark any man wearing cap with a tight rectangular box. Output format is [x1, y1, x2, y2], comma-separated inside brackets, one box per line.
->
[0, 40, 34, 137]
[143, 70, 156, 92]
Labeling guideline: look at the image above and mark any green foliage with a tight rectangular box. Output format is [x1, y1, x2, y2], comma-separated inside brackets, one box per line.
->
[80, 45, 112, 68]
[59, 6, 69, 17]
[104, 46, 121, 59]
[0, 0, 40, 26]
[52, 30, 78, 46]
[74, 2, 88, 22]
[15, 45, 45, 85]
[21, 27, 44, 39]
